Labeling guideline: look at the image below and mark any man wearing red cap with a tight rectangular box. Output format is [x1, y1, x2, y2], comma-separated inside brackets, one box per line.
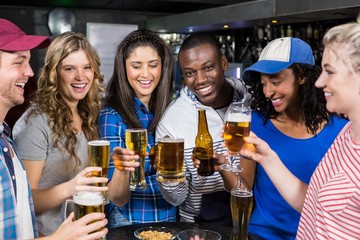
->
[0, 18, 108, 239]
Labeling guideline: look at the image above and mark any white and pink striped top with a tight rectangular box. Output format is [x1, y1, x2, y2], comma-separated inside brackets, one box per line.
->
[297, 122, 360, 240]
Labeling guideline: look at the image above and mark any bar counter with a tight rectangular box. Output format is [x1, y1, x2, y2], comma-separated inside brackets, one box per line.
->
[106, 221, 233, 239]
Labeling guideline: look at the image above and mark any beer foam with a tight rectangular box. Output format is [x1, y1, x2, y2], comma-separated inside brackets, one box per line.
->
[73, 192, 104, 206]
[226, 113, 251, 122]
[88, 140, 110, 146]
[231, 189, 253, 197]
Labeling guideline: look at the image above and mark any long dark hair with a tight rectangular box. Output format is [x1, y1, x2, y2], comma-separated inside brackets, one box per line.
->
[105, 29, 174, 133]
[245, 63, 330, 135]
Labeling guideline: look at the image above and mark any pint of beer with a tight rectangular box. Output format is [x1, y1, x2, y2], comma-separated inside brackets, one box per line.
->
[231, 188, 253, 240]
[63, 191, 106, 239]
[74, 191, 105, 219]
[88, 140, 110, 181]
[156, 138, 185, 183]
[74, 191, 105, 239]
[224, 111, 251, 154]
[125, 128, 147, 191]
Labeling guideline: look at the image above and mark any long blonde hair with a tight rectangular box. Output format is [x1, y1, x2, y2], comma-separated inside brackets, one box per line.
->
[29, 32, 104, 167]
[323, 13, 360, 74]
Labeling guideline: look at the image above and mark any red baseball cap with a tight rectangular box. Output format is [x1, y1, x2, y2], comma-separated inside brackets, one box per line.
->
[0, 18, 50, 51]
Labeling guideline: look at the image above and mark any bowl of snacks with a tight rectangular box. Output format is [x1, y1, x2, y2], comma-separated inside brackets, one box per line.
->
[176, 229, 222, 240]
[134, 226, 177, 240]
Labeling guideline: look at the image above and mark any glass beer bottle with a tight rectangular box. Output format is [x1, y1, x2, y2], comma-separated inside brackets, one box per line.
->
[195, 109, 215, 176]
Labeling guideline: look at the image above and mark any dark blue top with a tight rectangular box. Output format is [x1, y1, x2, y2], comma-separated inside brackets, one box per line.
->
[249, 112, 348, 239]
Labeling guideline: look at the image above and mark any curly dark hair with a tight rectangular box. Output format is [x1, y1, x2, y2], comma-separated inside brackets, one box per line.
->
[245, 63, 331, 135]
[106, 29, 174, 134]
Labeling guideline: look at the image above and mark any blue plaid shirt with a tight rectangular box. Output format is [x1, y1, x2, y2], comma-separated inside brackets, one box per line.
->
[98, 98, 177, 224]
[0, 123, 38, 239]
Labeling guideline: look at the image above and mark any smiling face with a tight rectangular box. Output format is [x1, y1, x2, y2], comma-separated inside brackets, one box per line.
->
[179, 43, 228, 108]
[315, 44, 360, 117]
[58, 50, 94, 109]
[0, 50, 34, 116]
[260, 68, 303, 113]
[125, 46, 161, 104]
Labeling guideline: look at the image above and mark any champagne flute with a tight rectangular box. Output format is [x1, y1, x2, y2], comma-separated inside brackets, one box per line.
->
[221, 102, 252, 173]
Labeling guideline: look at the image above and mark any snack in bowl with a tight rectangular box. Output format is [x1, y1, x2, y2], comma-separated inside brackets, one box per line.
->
[138, 230, 173, 240]
[134, 226, 177, 240]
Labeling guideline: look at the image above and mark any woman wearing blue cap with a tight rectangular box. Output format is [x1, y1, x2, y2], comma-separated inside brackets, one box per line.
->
[222, 37, 348, 240]
[240, 15, 360, 239]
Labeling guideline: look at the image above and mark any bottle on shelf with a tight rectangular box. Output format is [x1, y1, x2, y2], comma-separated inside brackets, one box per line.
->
[286, 25, 293, 37]
[280, 25, 285, 38]
[306, 24, 313, 41]
[195, 109, 215, 176]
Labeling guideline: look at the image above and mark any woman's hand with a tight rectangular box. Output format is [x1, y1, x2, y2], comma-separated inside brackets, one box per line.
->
[149, 145, 158, 171]
[240, 132, 276, 165]
[48, 212, 108, 240]
[112, 146, 140, 171]
[67, 167, 108, 195]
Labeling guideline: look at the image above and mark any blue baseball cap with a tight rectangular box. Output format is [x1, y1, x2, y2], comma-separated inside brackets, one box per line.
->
[243, 37, 314, 75]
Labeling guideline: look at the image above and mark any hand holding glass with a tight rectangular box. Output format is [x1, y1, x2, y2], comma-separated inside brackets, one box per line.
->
[125, 128, 147, 191]
[88, 140, 110, 203]
[63, 191, 106, 239]
[221, 102, 252, 172]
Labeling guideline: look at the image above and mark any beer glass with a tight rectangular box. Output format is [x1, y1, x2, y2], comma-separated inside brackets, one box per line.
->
[231, 187, 253, 240]
[88, 140, 110, 203]
[156, 137, 185, 183]
[125, 128, 147, 191]
[63, 191, 106, 239]
[221, 102, 252, 172]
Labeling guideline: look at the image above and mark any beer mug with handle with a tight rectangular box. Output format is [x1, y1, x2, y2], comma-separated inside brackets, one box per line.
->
[156, 137, 185, 183]
[62, 191, 106, 239]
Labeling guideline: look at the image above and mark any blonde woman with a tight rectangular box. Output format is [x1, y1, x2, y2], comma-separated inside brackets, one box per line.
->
[13, 32, 108, 236]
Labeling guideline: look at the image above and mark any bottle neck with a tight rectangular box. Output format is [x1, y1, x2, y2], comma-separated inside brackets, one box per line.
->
[198, 110, 209, 134]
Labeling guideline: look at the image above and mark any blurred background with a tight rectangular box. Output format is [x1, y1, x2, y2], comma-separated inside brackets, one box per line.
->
[1, 0, 359, 127]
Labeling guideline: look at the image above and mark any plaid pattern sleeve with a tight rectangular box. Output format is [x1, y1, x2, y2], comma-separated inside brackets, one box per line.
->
[0, 151, 18, 239]
[99, 100, 177, 224]
[0, 123, 39, 239]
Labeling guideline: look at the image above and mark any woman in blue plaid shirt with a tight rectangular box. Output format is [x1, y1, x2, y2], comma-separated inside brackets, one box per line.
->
[98, 29, 177, 228]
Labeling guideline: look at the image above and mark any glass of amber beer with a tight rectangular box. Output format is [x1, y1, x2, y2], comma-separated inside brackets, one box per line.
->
[231, 187, 253, 240]
[221, 102, 252, 172]
[88, 140, 110, 203]
[156, 137, 185, 183]
[63, 191, 106, 239]
[125, 128, 148, 191]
